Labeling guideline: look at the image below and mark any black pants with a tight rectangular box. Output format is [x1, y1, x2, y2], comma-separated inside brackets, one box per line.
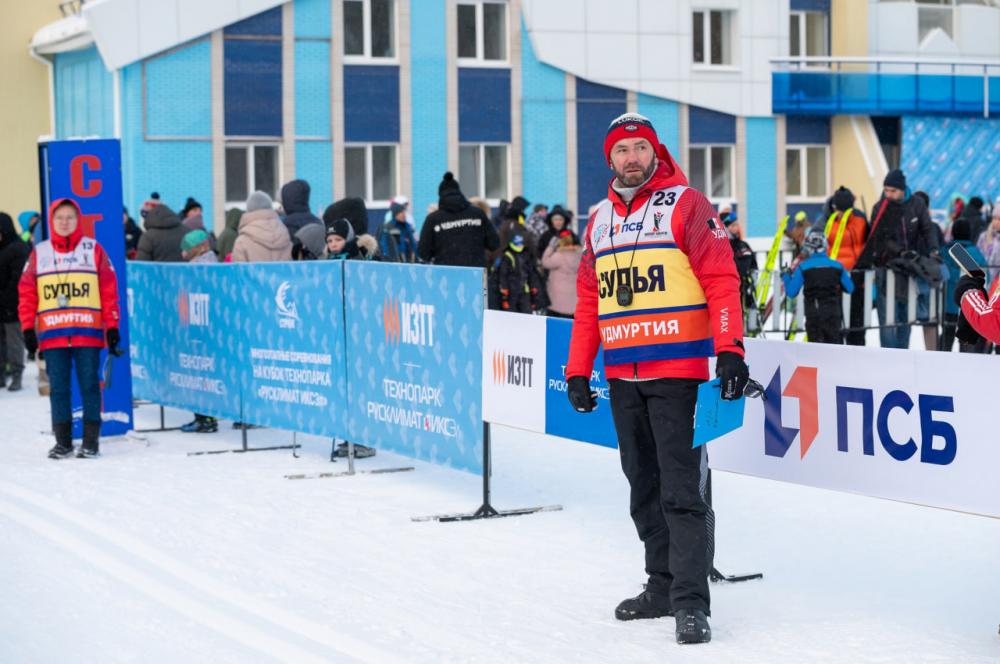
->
[609, 378, 712, 615]
[845, 272, 866, 346]
[805, 299, 844, 344]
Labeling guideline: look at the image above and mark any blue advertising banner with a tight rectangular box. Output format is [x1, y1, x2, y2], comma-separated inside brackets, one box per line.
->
[345, 262, 484, 473]
[127, 263, 242, 421]
[39, 139, 133, 437]
[239, 262, 348, 436]
[544, 317, 617, 448]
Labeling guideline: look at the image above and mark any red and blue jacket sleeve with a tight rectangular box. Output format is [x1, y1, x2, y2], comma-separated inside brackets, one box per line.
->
[566, 214, 601, 379]
[673, 190, 745, 357]
[95, 243, 121, 331]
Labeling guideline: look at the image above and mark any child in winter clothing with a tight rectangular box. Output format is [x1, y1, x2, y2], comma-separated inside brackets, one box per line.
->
[178, 229, 219, 434]
[325, 218, 379, 261]
[782, 229, 855, 344]
[379, 202, 418, 262]
[180, 230, 217, 264]
[498, 234, 543, 313]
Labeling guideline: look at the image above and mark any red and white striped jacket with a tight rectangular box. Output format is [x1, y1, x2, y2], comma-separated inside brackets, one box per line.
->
[961, 286, 1000, 344]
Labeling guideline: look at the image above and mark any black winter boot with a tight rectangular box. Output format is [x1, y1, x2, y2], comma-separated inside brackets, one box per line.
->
[8, 371, 22, 392]
[48, 422, 74, 459]
[615, 588, 674, 621]
[77, 421, 101, 458]
[674, 609, 711, 645]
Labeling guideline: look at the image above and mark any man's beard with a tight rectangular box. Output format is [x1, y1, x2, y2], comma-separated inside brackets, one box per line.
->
[614, 159, 657, 187]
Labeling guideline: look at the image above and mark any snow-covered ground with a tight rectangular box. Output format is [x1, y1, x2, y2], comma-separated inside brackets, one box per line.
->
[2, 361, 998, 663]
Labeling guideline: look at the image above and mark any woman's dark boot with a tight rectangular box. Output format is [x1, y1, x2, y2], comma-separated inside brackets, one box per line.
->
[48, 422, 74, 459]
[77, 421, 101, 458]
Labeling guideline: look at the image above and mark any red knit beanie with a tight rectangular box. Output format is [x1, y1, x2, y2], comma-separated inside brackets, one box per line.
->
[603, 113, 660, 164]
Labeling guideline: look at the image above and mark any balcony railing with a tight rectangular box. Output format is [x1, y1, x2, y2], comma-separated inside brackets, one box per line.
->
[772, 56, 1000, 117]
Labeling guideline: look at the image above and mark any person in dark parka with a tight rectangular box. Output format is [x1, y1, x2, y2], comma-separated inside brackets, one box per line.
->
[0, 213, 30, 390]
[135, 204, 187, 262]
[280, 179, 323, 238]
[418, 172, 500, 268]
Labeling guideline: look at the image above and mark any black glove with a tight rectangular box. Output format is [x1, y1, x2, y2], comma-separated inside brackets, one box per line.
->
[567, 376, 597, 413]
[716, 351, 749, 401]
[953, 274, 986, 308]
[23, 329, 37, 355]
[106, 328, 122, 357]
[956, 313, 982, 346]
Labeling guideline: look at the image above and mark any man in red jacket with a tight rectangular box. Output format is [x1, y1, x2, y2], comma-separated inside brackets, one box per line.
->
[566, 113, 748, 645]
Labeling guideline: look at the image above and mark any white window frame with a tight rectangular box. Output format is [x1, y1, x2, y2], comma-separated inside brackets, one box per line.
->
[224, 142, 283, 209]
[456, 0, 510, 67]
[459, 142, 510, 206]
[344, 143, 399, 208]
[789, 10, 829, 65]
[687, 144, 735, 205]
[785, 144, 830, 203]
[691, 9, 737, 69]
[342, 0, 399, 64]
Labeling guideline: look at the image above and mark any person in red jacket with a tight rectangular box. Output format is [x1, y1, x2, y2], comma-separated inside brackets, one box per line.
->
[566, 113, 748, 645]
[955, 274, 1000, 344]
[19, 198, 121, 459]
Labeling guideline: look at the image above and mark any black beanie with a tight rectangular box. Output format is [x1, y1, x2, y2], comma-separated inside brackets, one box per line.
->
[832, 186, 854, 212]
[883, 169, 906, 190]
[181, 197, 202, 216]
[438, 172, 461, 197]
[326, 218, 355, 242]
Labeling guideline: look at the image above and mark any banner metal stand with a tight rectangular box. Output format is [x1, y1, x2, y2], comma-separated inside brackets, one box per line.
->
[284, 438, 415, 480]
[134, 404, 182, 433]
[187, 404, 297, 456]
[412, 422, 562, 522]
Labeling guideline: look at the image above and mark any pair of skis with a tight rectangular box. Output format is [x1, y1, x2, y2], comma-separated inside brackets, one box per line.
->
[753, 209, 854, 338]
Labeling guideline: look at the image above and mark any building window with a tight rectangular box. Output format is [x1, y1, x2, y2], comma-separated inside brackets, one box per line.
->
[226, 144, 280, 206]
[345, 144, 398, 205]
[687, 146, 733, 201]
[692, 10, 733, 66]
[459, 144, 509, 202]
[343, 0, 396, 59]
[790, 11, 828, 58]
[786, 145, 829, 201]
[457, 1, 508, 64]
[916, 0, 954, 42]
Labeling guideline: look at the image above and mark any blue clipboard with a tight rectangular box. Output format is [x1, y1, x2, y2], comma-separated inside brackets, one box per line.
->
[693, 378, 746, 448]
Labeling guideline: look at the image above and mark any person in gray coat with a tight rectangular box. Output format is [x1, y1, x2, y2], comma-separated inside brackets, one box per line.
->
[135, 205, 187, 262]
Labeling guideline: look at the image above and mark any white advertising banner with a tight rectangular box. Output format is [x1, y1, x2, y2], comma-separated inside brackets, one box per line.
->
[709, 339, 1000, 518]
[482, 310, 547, 432]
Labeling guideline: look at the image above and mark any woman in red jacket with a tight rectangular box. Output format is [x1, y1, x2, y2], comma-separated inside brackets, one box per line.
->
[19, 198, 121, 459]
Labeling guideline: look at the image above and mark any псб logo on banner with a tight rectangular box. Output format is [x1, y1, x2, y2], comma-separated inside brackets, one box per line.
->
[763, 364, 957, 466]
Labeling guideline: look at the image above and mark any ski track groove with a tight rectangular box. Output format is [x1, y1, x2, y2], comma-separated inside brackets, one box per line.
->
[0, 480, 405, 664]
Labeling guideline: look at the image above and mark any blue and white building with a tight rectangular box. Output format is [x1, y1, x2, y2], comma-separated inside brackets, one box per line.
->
[28, 0, 1000, 238]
